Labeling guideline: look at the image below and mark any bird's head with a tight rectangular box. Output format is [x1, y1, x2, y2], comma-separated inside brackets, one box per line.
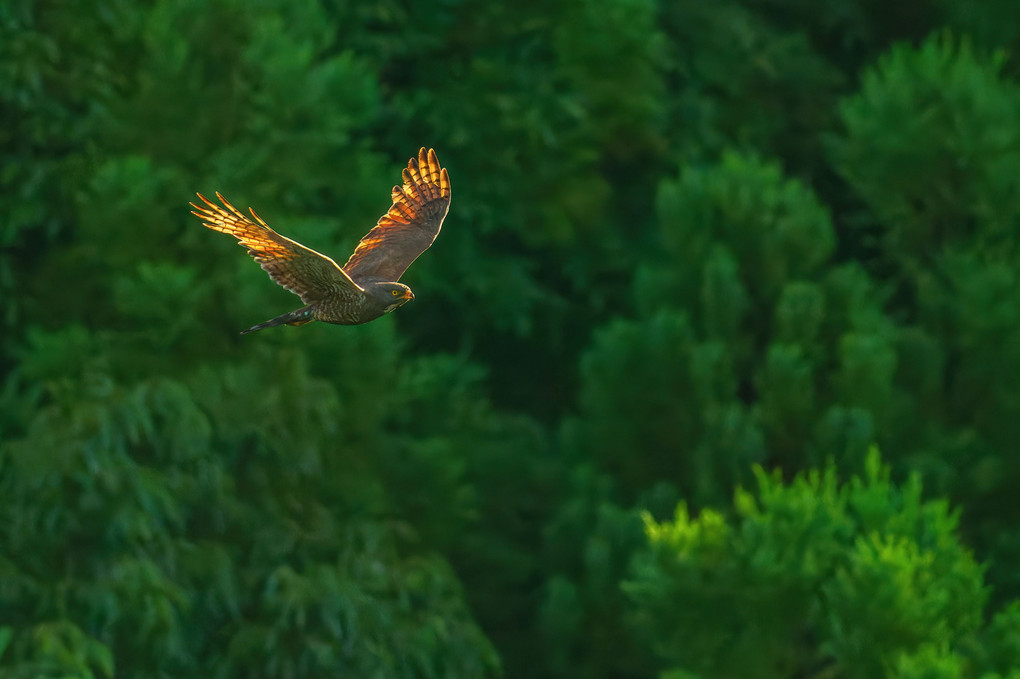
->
[366, 281, 414, 313]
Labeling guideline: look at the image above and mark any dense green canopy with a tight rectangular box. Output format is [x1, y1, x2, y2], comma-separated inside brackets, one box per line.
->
[3, 1, 1020, 676]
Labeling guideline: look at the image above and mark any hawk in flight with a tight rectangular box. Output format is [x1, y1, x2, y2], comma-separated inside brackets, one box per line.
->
[192, 148, 451, 334]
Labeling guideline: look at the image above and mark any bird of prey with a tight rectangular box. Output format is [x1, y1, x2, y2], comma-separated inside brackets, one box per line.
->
[191, 148, 451, 334]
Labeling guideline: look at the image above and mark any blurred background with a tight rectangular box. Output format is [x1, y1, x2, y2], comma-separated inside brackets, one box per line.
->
[3, 0, 1020, 676]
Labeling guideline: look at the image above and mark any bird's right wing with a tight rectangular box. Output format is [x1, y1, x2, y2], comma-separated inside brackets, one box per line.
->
[342, 148, 451, 283]
[192, 192, 363, 304]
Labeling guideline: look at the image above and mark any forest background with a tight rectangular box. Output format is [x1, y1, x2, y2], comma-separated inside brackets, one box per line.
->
[3, 0, 1020, 677]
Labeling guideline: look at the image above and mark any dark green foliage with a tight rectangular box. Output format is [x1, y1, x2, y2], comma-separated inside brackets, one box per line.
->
[3, 0, 1020, 676]
[830, 32, 1020, 601]
[0, 337, 502, 677]
[832, 35, 1020, 259]
[658, 0, 844, 174]
[570, 154, 883, 504]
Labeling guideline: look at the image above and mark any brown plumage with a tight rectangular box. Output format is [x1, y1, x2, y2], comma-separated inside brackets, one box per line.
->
[191, 148, 451, 334]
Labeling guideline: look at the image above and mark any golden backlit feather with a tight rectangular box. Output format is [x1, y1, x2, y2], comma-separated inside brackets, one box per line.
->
[342, 147, 451, 283]
[190, 192, 362, 303]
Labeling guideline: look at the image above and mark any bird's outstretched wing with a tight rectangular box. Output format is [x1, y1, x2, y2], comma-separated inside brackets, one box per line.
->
[191, 192, 362, 303]
[342, 147, 451, 283]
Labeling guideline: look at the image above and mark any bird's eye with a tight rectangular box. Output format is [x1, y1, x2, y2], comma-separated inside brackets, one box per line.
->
[391, 289, 399, 296]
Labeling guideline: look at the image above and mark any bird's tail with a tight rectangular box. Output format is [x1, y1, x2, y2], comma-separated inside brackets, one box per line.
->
[240, 306, 315, 335]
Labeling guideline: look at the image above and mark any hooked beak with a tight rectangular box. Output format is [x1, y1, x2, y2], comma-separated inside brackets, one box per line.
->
[404, 289, 415, 301]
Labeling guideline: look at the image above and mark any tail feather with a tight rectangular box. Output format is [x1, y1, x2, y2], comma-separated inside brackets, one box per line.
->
[240, 306, 315, 334]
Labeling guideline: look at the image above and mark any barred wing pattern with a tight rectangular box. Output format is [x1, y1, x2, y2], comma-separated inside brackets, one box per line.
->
[342, 147, 451, 283]
[191, 192, 363, 303]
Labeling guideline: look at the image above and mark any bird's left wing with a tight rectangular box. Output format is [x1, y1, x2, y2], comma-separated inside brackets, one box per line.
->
[191, 192, 362, 303]
[342, 147, 451, 283]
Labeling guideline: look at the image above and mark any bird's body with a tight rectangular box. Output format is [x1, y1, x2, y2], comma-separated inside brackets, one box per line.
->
[191, 148, 450, 333]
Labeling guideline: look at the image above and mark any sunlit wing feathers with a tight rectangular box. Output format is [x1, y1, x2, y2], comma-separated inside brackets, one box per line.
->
[342, 147, 451, 283]
[191, 192, 363, 303]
